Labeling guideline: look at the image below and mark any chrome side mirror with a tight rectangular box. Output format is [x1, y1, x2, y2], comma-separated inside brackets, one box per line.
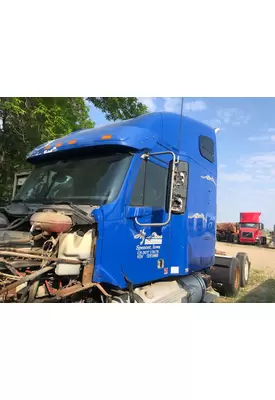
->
[171, 161, 189, 214]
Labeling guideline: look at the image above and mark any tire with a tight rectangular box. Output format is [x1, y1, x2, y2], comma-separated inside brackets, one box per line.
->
[222, 258, 241, 297]
[236, 252, 251, 287]
[261, 237, 267, 246]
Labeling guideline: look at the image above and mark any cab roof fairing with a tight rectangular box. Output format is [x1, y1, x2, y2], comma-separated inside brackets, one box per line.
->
[26, 112, 215, 162]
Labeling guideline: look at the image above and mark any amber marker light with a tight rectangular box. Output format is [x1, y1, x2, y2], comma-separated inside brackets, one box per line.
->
[101, 134, 112, 140]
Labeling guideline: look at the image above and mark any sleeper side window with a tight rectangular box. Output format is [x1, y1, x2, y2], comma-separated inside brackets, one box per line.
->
[199, 135, 214, 163]
[130, 160, 168, 208]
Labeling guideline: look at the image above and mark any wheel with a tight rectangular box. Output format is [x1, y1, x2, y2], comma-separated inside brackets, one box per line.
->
[236, 252, 251, 287]
[222, 258, 241, 297]
[261, 237, 267, 246]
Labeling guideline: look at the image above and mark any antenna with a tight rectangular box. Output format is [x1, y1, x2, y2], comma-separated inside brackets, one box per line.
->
[177, 97, 184, 162]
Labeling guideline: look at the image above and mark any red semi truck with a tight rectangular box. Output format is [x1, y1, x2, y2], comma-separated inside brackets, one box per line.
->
[217, 212, 266, 245]
[238, 212, 266, 245]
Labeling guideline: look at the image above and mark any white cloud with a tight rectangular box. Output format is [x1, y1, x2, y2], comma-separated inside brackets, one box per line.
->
[248, 135, 275, 142]
[163, 98, 207, 113]
[218, 164, 227, 169]
[218, 164, 227, 173]
[138, 97, 157, 112]
[163, 97, 181, 112]
[217, 108, 237, 124]
[217, 108, 251, 126]
[203, 118, 222, 130]
[254, 174, 274, 182]
[248, 136, 270, 141]
[235, 152, 275, 184]
[219, 172, 253, 182]
[238, 152, 275, 169]
[183, 100, 207, 112]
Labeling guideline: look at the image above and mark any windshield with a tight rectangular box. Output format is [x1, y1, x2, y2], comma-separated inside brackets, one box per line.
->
[15, 152, 132, 205]
[240, 223, 258, 228]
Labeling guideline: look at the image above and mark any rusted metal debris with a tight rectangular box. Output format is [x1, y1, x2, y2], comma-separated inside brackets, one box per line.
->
[0, 251, 81, 265]
[53, 282, 111, 298]
[0, 266, 55, 297]
[0, 247, 43, 255]
[0, 258, 22, 276]
[5, 260, 41, 269]
[82, 238, 96, 286]
[0, 231, 111, 302]
[0, 272, 21, 280]
[82, 264, 94, 287]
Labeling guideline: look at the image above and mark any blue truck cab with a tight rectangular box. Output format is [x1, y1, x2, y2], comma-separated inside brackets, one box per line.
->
[0, 112, 250, 302]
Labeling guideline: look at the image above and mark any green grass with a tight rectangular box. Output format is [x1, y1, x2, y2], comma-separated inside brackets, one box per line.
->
[216, 268, 275, 303]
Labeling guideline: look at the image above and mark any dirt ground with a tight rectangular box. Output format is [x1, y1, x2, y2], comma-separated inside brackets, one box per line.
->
[216, 242, 275, 272]
[215, 242, 275, 302]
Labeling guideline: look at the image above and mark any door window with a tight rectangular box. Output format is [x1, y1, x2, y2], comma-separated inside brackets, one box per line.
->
[130, 160, 168, 208]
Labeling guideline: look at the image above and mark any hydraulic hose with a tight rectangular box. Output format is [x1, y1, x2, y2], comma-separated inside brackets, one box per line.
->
[0, 215, 31, 231]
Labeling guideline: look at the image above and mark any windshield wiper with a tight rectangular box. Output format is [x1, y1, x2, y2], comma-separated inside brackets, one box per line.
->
[42, 200, 94, 224]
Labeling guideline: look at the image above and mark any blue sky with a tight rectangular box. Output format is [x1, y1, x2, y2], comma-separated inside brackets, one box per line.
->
[88, 98, 275, 229]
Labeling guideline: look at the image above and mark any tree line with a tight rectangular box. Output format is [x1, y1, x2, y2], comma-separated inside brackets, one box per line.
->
[0, 97, 148, 199]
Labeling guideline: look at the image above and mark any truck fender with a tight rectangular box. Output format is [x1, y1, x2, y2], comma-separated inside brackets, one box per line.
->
[209, 256, 241, 297]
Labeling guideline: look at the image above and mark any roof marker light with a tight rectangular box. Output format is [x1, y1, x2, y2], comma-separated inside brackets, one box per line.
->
[68, 139, 77, 145]
[101, 134, 112, 140]
[56, 142, 63, 147]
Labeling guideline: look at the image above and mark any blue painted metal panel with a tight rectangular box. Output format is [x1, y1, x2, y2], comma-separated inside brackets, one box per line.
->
[26, 113, 163, 161]
[92, 145, 172, 288]
[25, 112, 217, 288]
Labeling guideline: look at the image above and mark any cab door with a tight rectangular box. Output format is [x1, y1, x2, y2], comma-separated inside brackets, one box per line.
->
[122, 155, 172, 285]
